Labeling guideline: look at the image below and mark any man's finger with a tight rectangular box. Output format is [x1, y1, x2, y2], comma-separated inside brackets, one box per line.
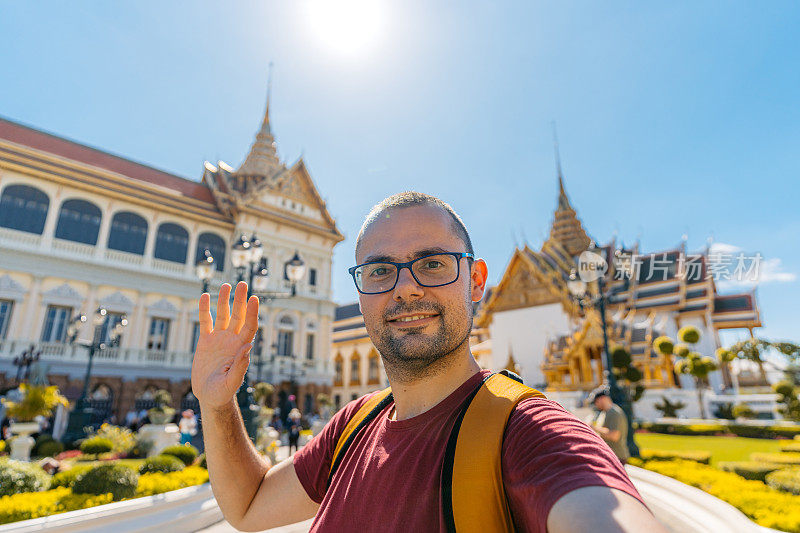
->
[230, 281, 248, 333]
[238, 295, 260, 343]
[198, 293, 213, 335]
[216, 283, 232, 330]
[227, 342, 252, 391]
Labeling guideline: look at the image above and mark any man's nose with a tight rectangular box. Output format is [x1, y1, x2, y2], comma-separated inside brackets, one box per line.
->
[392, 266, 424, 301]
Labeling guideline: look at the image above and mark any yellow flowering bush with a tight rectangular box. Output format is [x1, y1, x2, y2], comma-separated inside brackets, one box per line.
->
[0, 466, 209, 525]
[0, 487, 113, 524]
[136, 466, 209, 496]
[640, 459, 800, 532]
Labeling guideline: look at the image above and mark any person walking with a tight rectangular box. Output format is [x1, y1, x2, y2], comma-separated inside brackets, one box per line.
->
[192, 192, 665, 532]
[588, 387, 630, 464]
[287, 408, 302, 454]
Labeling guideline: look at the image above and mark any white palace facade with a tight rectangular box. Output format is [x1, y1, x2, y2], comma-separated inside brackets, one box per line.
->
[0, 92, 343, 420]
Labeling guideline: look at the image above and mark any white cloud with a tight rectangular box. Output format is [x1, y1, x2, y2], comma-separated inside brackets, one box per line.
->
[710, 242, 796, 290]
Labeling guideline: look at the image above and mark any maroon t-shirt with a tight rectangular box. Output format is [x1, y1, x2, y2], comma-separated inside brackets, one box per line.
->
[293, 370, 643, 532]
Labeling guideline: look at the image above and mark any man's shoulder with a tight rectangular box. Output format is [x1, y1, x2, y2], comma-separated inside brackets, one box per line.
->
[504, 395, 593, 441]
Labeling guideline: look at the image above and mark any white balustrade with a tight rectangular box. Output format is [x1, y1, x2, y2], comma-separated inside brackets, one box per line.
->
[51, 239, 94, 257]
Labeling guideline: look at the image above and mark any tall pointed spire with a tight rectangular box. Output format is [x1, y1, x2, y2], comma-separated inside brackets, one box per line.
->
[552, 122, 570, 211]
[237, 62, 281, 177]
[546, 123, 591, 257]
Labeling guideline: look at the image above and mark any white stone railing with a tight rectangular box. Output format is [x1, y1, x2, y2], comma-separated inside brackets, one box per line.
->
[626, 465, 779, 532]
[104, 249, 144, 266]
[51, 239, 94, 257]
[0, 340, 194, 370]
[0, 483, 222, 533]
[0, 226, 41, 247]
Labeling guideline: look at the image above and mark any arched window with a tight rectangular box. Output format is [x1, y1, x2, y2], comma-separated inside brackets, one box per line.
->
[334, 353, 343, 386]
[368, 351, 380, 385]
[276, 315, 296, 356]
[0, 184, 49, 234]
[195, 232, 226, 272]
[107, 211, 148, 255]
[154, 222, 189, 263]
[350, 353, 361, 386]
[54, 199, 102, 245]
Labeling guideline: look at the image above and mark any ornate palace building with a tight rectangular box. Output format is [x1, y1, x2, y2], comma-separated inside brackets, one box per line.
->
[0, 90, 342, 420]
[476, 168, 761, 394]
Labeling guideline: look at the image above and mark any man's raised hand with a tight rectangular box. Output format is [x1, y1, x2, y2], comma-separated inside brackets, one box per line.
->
[191, 281, 260, 410]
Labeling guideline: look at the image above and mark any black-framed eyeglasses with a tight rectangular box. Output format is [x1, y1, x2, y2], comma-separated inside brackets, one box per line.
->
[348, 252, 474, 295]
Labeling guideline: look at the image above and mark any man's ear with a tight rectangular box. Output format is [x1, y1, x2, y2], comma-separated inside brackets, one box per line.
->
[470, 259, 488, 303]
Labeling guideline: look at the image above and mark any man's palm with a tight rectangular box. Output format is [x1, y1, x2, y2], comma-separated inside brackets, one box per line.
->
[192, 282, 259, 409]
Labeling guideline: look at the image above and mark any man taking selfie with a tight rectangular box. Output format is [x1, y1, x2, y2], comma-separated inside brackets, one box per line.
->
[192, 192, 666, 532]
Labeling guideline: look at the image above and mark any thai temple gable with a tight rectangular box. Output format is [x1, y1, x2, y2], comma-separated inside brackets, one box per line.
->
[479, 149, 763, 393]
[200, 85, 342, 241]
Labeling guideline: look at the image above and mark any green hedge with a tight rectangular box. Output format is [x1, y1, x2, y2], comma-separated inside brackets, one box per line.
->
[766, 467, 800, 495]
[72, 464, 138, 501]
[51, 464, 94, 489]
[640, 449, 711, 464]
[638, 422, 800, 439]
[0, 459, 51, 497]
[139, 455, 184, 475]
[160, 445, 199, 466]
[718, 461, 784, 482]
[79, 437, 114, 455]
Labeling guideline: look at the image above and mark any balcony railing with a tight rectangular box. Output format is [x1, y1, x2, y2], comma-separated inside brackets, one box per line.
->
[0, 339, 194, 370]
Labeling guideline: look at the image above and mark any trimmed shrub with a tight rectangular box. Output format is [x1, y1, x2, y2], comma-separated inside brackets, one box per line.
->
[782, 442, 800, 453]
[0, 458, 51, 497]
[751, 452, 800, 466]
[80, 437, 114, 455]
[136, 466, 209, 496]
[138, 454, 184, 475]
[72, 463, 138, 501]
[639, 449, 710, 464]
[91, 424, 136, 455]
[718, 461, 783, 482]
[766, 467, 800, 495]
[671, 424, 727, 436]
[0, 487, 112, 525]
[160, 444, 199, 466]
[198, 453, 207, 469]
[678, 325, 701, 344]
[51, 464, 93, 489]
[730, 424, 800, 439]
[35, 439, 64, 458]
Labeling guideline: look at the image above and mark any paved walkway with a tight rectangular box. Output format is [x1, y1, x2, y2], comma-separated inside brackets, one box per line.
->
[196, 446, 313, 533]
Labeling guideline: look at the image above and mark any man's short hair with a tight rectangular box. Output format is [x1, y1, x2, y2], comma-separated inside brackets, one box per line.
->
[587, 387, 610, 405]
[356, 191, 474, 257]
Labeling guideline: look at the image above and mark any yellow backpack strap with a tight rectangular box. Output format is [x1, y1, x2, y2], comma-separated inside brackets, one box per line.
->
[441, 372, 546, 533]
[327, 387, 393, 488]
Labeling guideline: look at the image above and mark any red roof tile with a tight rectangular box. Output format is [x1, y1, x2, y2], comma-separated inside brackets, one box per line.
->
[0, 116, 216, 205]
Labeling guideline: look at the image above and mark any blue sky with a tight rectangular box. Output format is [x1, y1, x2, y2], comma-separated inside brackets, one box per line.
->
[1, 2, 798, 346]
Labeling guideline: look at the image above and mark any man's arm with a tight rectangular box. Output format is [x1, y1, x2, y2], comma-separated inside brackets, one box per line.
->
[547, 486, 667, 533]
[595, 424, 622, 443]
[193, 282, 318, 531]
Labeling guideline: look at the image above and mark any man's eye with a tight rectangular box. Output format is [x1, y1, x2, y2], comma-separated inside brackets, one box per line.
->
[369, 267, 389, 277]
[423, 261, 443, 269]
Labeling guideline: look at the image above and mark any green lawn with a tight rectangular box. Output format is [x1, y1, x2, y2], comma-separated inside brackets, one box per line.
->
[634, 433, 783, 465]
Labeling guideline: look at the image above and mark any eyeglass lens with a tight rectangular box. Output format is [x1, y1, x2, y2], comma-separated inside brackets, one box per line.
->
[354, 254, 460, 293]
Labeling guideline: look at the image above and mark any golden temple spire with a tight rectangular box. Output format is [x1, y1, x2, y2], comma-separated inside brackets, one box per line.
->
[546, 124, 591, 257]
[237, 62, 280, 177]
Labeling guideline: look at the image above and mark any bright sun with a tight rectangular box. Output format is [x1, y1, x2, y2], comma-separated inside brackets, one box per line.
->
[306, 0, 384, 57]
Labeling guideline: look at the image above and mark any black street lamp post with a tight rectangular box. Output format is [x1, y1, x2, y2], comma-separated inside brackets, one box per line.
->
[227, 233, 306, 442]
[62, 308, 128, 444]
[13, 344, 41, 385]
[566, 243, 640, 458]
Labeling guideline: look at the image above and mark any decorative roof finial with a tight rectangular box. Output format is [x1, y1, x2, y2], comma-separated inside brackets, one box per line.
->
[262, 61, 274, 135]
[552, 122, 569, 210]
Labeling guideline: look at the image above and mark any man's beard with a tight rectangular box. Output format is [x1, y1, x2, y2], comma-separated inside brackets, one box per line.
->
[366, 300, 473, 381]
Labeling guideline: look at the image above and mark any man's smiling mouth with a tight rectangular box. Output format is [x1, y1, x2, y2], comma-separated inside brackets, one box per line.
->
[387, 313, 439, 325]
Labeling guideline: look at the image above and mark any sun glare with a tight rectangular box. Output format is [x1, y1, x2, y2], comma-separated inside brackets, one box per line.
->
[307, 0, 384, 57]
